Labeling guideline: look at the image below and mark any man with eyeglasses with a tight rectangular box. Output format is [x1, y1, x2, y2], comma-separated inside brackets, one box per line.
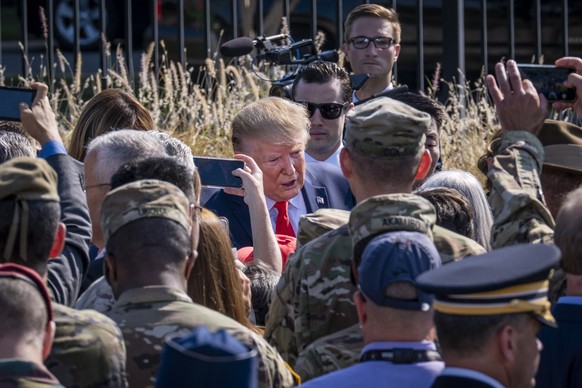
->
[342, 4, 404, 103]
[291, 61, 354, 168]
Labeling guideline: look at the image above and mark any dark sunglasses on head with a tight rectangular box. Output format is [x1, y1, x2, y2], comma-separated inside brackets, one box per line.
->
[298, 101, 349, 120]
[349, 36, 394, 49]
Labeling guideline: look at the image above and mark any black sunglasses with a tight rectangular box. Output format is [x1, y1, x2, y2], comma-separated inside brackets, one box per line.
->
[298, 101, 349, 120]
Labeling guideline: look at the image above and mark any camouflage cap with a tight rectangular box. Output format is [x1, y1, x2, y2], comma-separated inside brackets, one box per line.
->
[101, 179, 192, 243]
[344, 96, 431, 158]
[0, 157, 59, 202]
[297, 208, 350, 247]
[349, 193, 436, 261]
[0, 157, 59, 261]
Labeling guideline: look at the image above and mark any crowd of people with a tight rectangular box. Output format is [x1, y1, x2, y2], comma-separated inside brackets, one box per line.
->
[0, 3, 581, 387]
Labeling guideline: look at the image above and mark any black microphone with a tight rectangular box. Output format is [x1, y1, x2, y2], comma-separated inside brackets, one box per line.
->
[319, 50, 339, 63]
[220, 37, 254, 57]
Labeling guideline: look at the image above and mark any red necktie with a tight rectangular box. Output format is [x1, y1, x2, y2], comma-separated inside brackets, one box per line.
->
[274, 201, 295, 237]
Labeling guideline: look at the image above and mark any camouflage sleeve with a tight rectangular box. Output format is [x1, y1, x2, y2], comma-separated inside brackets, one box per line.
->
[294, 324, 362, 382]
[294, 343, 328, 383]
[264, 247, 305, 366]
[47, 306, 128, 387]
[488, 130, 555, 248]
[229, 330, 294, 388]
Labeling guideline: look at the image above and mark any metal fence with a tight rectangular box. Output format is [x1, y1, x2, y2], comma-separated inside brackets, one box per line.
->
[10, 0, 581, 92]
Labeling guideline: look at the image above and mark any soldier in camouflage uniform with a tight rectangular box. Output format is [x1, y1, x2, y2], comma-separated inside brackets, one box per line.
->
[265, 97, 485, 367]
[101, 179, 294, 388]
[484, 60, 582, 247]
[484, 59, 582, 304]
[0, 157, 127, 387]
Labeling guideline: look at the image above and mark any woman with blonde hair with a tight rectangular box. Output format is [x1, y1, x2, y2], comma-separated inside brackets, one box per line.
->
[68, 89, 154, 161]
[189, 208, 256, 331]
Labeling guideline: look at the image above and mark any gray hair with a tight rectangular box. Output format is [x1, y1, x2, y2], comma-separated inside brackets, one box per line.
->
[86, 129, 166, 183]
[418, 170, 493, 251]
[0, 131, 36, 163]
[147, 131, 195, 175]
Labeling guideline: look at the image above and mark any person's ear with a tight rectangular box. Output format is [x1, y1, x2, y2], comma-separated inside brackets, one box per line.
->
[48, 223, 66, 259]
[415, 150, 433, 180]
[42, 320, 56, 360]
[344, 102, 355, 115]
[342, 43, 351, 63]
[104, 254, 117, 290]
[354, 291, 367, 326]
[497, 324, 517, 365]
[340, 148, 352, 179]
[393, 43, 401, 61]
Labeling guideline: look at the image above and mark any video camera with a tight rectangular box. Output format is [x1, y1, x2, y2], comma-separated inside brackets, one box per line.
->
[220, 34, 338, 98]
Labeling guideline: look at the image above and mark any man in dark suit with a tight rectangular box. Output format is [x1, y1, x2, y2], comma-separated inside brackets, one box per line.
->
[416, 244, 560, 388]
[205, 97, 354, 258]
[536, 186, 582, 388]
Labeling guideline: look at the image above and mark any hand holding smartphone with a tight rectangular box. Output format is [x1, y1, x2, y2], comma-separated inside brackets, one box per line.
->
[0, 87, 37, 121]
[517, 64, 575, 102]
[193, 156, 244, 188]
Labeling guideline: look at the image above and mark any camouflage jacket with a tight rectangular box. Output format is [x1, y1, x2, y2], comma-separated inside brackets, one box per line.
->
[488, 130, 563, 300]
[264, 194, 485, 366]
[45, 303, 127, 388]
[294, 324, 363, 382]
[0, 359, 63, 387]
[488, 130, 555, 247]
[106, 286, 293, 388]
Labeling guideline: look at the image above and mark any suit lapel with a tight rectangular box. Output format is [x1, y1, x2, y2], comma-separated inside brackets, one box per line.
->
[301, 179, 330, 213]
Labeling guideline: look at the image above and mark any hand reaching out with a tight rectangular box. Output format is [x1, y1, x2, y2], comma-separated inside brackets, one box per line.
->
[224, 153, 266, 209]
[19, 83, 62, 146]
[554, 56, 582, 120]
[485, 59, 548, 135]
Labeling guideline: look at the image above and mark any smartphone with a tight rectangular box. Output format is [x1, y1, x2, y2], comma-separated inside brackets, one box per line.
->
[193, 156, 244, 188]
[0, 87, 37, 121]
[517, 64, 575, 102]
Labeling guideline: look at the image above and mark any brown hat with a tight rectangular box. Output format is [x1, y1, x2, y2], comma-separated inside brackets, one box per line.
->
[101, 179, 192, 243]
[538, 119, 582, 174]
[345, 97, 430, 158]
[0, 157, 59, 261]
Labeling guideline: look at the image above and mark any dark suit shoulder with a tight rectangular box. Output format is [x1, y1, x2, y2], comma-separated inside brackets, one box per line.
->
[304, 163, 354, 211]
[204, 189, 252, 249]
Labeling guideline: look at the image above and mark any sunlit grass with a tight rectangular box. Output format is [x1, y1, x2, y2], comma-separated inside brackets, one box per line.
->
[2, 34, 505, 179]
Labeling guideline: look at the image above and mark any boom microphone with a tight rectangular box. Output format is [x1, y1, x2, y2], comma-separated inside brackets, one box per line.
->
[220, 37, 254, 57]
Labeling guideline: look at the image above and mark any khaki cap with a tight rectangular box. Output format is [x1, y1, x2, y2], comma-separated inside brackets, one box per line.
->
[345, 97, 431, 157]
[101, 179, 192, 243]
[348, 193, 436, 260]
[0, 157, 59, 261]
[297, 208, 350, 247]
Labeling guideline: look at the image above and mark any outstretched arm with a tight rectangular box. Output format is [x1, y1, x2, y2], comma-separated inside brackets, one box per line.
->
[20, 83, 92, 305]
[484, 60, 555, 248]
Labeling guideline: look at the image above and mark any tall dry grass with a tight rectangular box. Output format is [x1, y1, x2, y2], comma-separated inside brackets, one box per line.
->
[2, 36, 507, 177]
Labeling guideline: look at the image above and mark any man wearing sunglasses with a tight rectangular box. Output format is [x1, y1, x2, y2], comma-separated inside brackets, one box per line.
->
[292, 61, 354, 168]
[342, 4, 402, 103]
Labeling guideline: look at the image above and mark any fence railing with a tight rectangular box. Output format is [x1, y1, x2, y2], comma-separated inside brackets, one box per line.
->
[6, 0, 581, 92]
